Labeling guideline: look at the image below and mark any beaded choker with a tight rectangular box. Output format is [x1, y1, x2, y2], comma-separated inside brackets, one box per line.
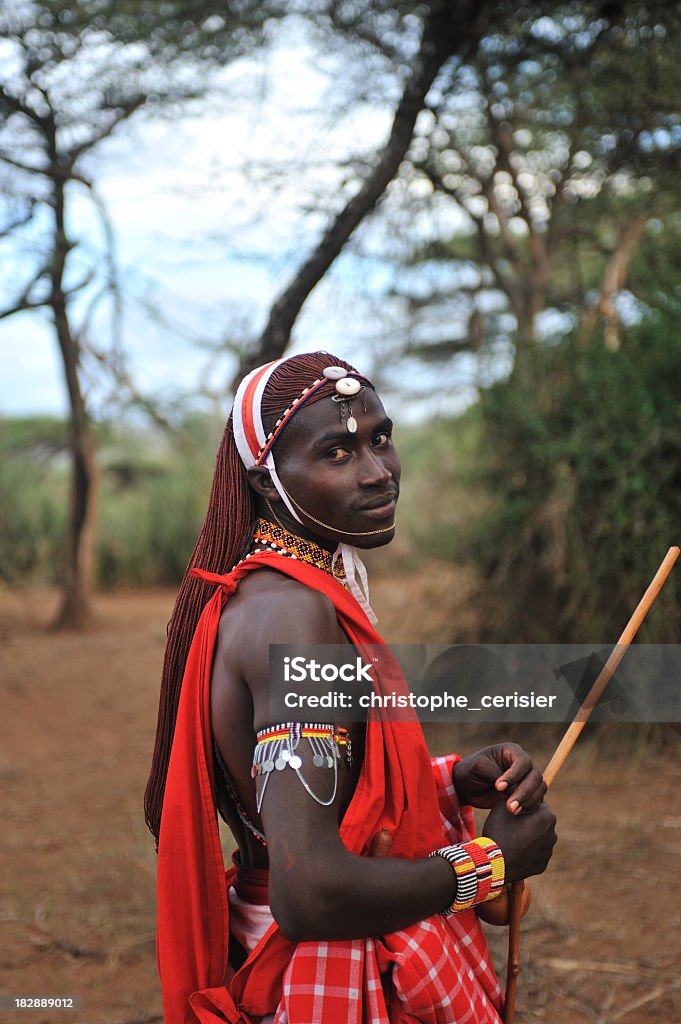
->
[251, 518, 347, 583]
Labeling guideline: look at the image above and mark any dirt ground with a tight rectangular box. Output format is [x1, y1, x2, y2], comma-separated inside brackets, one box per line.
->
[1, 580, 680, 1024]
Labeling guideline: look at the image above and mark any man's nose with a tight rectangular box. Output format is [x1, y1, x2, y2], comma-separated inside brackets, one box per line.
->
[357, 448, 392, 487]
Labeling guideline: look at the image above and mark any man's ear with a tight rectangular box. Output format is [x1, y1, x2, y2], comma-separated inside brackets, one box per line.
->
[247, 466, 282, 501]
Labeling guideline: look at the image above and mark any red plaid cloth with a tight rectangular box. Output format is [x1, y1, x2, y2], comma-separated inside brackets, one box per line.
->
[272, 756, 501, 1024]
[157, 554, 502, 1024]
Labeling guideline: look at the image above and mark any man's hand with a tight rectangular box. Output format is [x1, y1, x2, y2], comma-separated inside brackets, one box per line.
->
[482, 800, 557, 883]
[453, 743, 546, 814]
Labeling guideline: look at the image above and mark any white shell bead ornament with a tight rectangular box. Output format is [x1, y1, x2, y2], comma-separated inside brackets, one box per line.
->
[335, 376, 361, 396]
[347, 416, 358, 433]
[323, 366, 347, 380]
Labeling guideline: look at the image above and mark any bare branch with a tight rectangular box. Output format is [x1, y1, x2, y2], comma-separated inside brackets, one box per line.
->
[0, 149, 48, 177]
[0, 296, 47, 321]
[67, 95, 150, 165]
[64, 268, 95, 299]
[325, 4, 406, 64]
[0, 203, 36, 237]
[234, 0, 495, 382]
[72, 172, 124, 360]
[418, 160, 516, 305]
[85, 342, 184, 438]
[0, 260, 52, 320]
[0, 80, 49, 130]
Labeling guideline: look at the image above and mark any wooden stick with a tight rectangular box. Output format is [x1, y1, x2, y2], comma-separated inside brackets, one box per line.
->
[502, 880, 524, 1024]
[542, 545, 679, 787]
[502, 546, 679, 1024]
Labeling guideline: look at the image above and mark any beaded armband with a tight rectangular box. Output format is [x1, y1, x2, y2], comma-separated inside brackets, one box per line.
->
[430, 837, 505, 917]
[253, 722, 352, 813]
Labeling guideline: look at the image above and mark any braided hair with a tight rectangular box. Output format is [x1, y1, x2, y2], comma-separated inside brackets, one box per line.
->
[144, 352, 359, 844]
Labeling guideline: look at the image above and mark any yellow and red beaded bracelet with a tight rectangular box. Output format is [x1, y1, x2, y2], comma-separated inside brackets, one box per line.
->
[430, 837, 505, 916]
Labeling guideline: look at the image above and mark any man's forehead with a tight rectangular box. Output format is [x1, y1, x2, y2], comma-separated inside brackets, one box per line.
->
[277, 387, 388, 446]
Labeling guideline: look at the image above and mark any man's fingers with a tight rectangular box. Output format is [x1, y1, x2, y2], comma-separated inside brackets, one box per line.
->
[506, 770, 547, 814]
[495, 747, 533, 791]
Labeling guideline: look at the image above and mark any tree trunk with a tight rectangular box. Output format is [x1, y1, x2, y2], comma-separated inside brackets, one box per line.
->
[510, 294, 541, 387]
[581, 216, 647, 350]
[51, 177, 99, 629]
[53, 357, 99, 630]
[233, 0, 492, 385]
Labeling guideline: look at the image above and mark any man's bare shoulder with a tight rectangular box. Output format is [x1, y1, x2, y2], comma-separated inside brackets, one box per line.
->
[217, 567, 343, 658]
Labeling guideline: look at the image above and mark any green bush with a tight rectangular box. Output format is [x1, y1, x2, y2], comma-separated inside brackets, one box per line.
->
[0, 418, 68, 585]
[0, 416, 217, 589]
[463, 306, 681, 642]
[97, 450, 213, 587]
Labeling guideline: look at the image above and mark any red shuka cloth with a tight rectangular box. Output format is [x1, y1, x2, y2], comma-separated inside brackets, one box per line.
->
[156, 552, 502, 1023]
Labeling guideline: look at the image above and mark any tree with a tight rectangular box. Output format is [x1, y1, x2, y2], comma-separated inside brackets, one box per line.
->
[232, 0, 499, 382]
[379, 1, 681, 383]
[229, 2, 680, 392]
[5, 1, 678, 624]
[0, 0, 283, 625]
[460, 289, 681, 644]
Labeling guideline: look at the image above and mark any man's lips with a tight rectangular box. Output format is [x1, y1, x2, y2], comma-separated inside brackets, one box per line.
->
[356, 491, 399, 517]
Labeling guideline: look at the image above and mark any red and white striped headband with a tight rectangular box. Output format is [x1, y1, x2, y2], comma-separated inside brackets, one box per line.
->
[232, 358, 370, 470]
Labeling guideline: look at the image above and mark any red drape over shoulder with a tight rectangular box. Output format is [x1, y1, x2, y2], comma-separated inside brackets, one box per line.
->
[156, 553, 501, 1023]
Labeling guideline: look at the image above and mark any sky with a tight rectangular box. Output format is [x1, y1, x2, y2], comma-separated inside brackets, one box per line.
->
[0, 23, 410, 421]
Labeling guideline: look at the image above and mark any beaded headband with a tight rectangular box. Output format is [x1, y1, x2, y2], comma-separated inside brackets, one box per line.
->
[233, 359, 371, 470]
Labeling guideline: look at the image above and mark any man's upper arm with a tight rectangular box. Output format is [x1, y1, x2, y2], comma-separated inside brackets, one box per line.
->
[234, 579, 354, 928]
[238, 578, 345, 730]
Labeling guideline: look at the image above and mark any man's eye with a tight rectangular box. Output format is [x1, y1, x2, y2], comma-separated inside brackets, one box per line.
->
[326, 447, 350, 460]
[372, 432, 391, 446]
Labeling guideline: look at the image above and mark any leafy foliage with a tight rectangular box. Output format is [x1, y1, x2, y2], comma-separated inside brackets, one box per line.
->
[0, 417, 68, 584]
[461, 299, 681, 642]
[0, 416, 215, 587]
[374, 1, 681, 379]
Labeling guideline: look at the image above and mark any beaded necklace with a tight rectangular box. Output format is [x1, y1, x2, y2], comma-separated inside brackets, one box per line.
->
[250, 518, 347, 584]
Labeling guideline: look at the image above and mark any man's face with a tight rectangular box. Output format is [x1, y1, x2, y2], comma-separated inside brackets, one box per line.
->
[272, 387, 401, 549]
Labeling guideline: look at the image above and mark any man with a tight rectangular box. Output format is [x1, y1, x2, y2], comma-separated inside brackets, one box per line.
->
[145, 352, 556, 1024]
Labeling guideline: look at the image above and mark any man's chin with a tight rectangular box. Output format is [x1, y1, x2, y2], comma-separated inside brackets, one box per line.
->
[353, 526, 397, 550]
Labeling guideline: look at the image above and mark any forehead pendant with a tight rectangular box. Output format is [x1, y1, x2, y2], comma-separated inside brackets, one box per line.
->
[323, 366, 364, 433]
